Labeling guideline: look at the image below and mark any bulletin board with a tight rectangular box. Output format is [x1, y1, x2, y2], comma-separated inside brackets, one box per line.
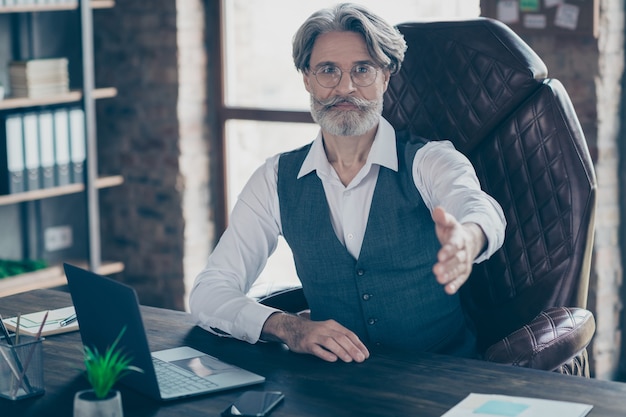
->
[480, 0, 598, 38]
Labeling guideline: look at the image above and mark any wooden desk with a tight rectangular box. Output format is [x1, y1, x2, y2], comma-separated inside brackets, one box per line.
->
[2, 289, 626, 416]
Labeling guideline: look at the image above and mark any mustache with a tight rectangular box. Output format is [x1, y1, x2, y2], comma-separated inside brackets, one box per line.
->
[314, 95, 373, 109]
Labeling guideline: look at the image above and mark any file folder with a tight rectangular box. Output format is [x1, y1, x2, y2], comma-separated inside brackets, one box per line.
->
[53, 108, 71, 186]
[38, 111, 56, 189]
[0, 113, 26, 195]
[22, 112, 41, 191]
[68, 107, 85, 184]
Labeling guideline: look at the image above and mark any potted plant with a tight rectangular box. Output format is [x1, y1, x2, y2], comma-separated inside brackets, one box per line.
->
[73, 327, 142, 417]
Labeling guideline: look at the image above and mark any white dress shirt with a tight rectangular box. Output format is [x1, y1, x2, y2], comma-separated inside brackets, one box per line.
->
[189, 117, 506, 344]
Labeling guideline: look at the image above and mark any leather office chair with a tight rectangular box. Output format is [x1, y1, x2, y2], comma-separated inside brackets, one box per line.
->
[261, 18, 597, 376]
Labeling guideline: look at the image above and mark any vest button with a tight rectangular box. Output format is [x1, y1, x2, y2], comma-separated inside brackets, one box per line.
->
[362, 293, 371, 301]
[367, 318, 377, 325]
[356, 269, 365, 276]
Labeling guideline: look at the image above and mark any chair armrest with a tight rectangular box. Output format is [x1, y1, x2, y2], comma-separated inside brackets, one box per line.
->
[258, 287, 309, 313]
[483, 306, 595, 372]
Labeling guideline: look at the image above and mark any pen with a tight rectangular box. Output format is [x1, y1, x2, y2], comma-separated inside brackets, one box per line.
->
[15, 313, 21, 345]
[59, 313, 77, 327]
[0, 313, 13, 345]
[0, 312, 34, 394]
[11, 311, 47, 397]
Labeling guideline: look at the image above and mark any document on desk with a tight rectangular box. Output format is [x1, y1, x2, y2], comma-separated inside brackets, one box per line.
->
[442, 393, 592, 417]
[3, 306, 79, 337]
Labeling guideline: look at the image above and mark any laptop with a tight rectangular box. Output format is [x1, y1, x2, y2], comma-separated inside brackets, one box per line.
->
[63, 263, 265, 401]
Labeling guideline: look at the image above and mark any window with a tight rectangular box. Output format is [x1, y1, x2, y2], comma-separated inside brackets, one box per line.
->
[220, 0, 481, 297]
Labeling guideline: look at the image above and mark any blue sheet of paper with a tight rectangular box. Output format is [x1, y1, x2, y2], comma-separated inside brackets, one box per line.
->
[474, 400, 529, 416]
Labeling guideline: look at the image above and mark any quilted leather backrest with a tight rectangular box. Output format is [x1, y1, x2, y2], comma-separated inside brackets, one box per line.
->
[383, 19, 597, 351]
[383, 19, 547, 154]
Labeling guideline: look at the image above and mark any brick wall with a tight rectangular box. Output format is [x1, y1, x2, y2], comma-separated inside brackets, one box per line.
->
[593, 0, 625, 381]
[176, 0, 215, 310]
[93, 0, 214, 310]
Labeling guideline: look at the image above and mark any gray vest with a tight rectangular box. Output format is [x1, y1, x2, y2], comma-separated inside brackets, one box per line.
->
[277, 132, 476, 357]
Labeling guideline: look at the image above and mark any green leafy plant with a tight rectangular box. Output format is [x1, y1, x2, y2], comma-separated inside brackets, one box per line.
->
[82, 327, 143, 399]
[0, 259, 47, 278]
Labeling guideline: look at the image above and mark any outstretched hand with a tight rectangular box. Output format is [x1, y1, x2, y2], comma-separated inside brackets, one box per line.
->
[261, 312, 370, 363]
[432, 206, 486, 295]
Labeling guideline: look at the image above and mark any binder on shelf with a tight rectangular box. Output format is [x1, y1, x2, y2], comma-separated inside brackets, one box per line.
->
[53, 108, 71, 186]
[0, 113, 26, 195]
[38, 111, 56, 189]
[22, 112, 41, 191]
[68, 107, 85, 184]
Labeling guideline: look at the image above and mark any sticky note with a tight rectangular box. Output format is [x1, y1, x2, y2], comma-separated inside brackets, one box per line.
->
[520, 0, 540, 12]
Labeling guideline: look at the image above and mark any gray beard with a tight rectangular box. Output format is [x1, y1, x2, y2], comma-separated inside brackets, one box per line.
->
[310, 95, 382, 136]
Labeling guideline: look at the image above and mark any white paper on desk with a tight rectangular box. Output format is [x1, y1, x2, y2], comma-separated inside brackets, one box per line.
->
[3, 306, 79, 337]
[441, 393, 593, 417]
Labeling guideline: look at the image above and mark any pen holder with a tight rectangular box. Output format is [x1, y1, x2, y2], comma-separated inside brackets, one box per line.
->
[0, 335, 45, 400]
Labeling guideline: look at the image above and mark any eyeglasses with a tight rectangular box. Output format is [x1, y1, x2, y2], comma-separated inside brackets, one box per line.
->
[311, 63, 379, 88]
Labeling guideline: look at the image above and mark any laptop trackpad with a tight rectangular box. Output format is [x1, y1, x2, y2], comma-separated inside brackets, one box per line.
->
[153, 346, 237, 377]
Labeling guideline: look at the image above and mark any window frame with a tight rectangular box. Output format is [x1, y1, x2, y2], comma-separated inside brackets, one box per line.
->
[209, 1, 314, 238]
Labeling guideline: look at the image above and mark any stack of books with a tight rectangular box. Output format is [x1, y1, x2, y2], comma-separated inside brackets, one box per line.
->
[8, 58, 69, 98]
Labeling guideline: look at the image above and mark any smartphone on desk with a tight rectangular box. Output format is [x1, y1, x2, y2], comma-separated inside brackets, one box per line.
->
[222, 391, 285, 417]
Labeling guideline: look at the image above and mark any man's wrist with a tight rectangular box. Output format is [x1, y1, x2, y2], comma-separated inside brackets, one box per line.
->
[463, 222, 487, 260]
[261, 311, 298, 343]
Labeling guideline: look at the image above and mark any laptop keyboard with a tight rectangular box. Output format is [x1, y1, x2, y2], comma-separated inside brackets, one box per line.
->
[152, 357, 218, 396]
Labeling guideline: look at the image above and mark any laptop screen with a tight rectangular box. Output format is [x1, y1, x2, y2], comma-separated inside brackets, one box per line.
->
[64, 263, 162, 399]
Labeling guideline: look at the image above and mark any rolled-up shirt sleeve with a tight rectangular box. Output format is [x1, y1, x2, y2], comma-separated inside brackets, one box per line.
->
[413, 140, 506, 263]
[189, 156, 283, 343]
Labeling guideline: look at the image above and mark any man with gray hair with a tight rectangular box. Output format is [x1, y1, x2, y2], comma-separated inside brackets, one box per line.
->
[190, 3, 505, 363]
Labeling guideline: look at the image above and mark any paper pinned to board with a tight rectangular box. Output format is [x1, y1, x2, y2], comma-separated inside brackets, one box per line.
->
[523, 13, 547, 29]
[554, 3, 580, 30]
[497, 0, 520, 23]
[520, 0, 540, 12]
[544, 0, 564, 8]
[441, 393, 592, 417]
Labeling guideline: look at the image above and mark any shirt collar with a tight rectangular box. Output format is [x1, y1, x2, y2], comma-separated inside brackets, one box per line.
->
[297, 116, 398, 179]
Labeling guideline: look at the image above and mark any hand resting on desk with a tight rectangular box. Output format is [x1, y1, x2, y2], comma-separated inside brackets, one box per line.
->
[261, 312, 370, 363]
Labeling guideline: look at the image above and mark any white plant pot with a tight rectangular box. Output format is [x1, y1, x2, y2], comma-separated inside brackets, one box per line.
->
[73, 389, 123, 417]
